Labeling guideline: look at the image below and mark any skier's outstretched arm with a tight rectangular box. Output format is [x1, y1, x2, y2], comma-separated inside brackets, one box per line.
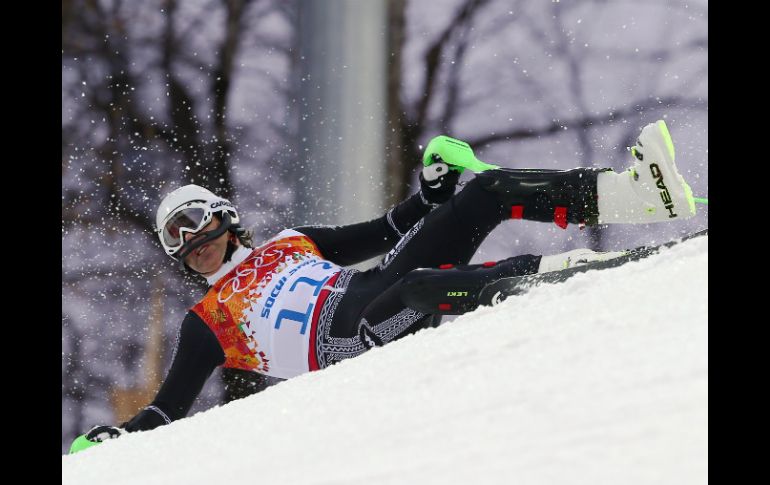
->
[294, 165, 459, 266]
[121, 311, 225, 432]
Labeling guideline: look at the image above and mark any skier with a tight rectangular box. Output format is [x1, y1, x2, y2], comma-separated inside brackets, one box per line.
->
[74, 120, 696, 449]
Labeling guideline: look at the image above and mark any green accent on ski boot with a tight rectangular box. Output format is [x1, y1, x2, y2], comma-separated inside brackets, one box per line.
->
[694, 197, 708, 205]
[69, 434, 101, 454]
[657, 120, 676, 161]
[657, 120, 696, 215]
[422, 135, 500, 174]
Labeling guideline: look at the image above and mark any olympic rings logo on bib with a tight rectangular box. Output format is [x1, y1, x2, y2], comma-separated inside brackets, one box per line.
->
[217, 241, 292, 303]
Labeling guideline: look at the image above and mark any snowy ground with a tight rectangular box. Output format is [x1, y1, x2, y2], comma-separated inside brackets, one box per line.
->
[63, 234, 708, 485]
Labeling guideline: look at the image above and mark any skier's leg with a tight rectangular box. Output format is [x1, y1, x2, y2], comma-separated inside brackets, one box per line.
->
[354, 254, 542, 348]
[341, 242, 628, 349]
[366, 174, 511, 286]
[474, 120, 696, 227]
[355, 164, 601, 292]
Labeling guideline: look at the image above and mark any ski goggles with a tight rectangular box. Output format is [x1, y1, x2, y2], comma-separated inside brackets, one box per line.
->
[159, 203, 213, 255]
[157, 195, 239, 258]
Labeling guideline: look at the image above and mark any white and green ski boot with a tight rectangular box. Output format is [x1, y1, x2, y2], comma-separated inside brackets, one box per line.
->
[596, 120, 696, 224]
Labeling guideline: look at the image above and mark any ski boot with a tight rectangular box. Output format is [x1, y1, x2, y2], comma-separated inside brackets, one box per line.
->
[596, 120, 696, 223]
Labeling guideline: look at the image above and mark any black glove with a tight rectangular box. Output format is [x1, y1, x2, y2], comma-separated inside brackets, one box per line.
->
[419, 161, 461, 205]
[85, 425, 126, 443]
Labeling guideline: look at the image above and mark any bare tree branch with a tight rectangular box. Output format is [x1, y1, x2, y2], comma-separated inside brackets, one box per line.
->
[414, 0, 491, 129]
[466, 96, 708, 149]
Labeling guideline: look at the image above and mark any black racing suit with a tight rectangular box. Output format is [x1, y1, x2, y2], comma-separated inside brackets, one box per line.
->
[123, 176, 541, 431]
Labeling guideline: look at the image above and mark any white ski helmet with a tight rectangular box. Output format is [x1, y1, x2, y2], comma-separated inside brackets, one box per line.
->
[155, 184, 240, 259]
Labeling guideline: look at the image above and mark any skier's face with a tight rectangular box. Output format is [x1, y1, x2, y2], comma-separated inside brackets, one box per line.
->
[182, 216, 235, 276]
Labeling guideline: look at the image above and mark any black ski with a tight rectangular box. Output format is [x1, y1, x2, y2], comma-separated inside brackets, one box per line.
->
[401, 228, 708, 315]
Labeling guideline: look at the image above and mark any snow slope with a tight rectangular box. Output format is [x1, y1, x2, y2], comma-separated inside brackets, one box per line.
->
[63, 234, 708, 485]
